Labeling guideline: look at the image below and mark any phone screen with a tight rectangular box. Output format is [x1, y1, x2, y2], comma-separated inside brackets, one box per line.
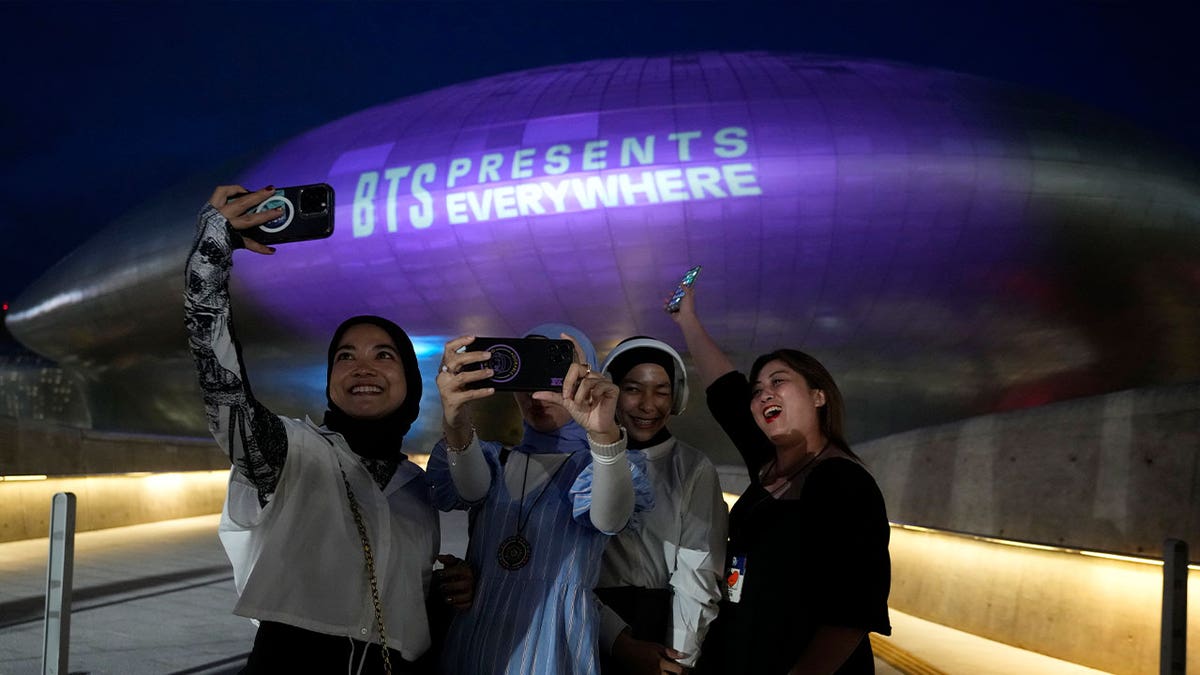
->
[665, 265, 702, 313]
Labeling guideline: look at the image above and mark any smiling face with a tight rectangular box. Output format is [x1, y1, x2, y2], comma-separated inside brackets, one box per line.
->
[616, 363, 673, 444]
[750, 359, 826, 447]
[328, 323, 408, 420]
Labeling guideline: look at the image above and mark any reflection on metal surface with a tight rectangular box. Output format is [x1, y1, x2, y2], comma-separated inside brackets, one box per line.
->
[0, 354, 90, 427]
[5, 53, 1200, 444]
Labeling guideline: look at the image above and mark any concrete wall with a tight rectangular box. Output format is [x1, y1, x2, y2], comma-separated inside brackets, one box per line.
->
[888, 525, 1199, 675]
[0, 415, 230, 542]
[1, 416, 227, 476]
[856, 383, 1200, 560]
[856, 384, 1199, 674]
[0, 472, 229, 543]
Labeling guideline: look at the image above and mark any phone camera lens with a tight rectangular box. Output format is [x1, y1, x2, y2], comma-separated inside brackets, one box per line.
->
[299, 187, 329, 215]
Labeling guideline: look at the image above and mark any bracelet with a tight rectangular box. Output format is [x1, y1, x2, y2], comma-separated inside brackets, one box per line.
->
[587, 426, 627, 463]
[445, 426, 476, 454]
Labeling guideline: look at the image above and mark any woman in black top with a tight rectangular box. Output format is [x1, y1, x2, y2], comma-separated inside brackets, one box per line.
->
[670, 282, 891, 675]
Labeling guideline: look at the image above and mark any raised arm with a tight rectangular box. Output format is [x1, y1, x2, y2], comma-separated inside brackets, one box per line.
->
[668, 283, 733, 389]
[669, 278, 774, 475]
[535, 336, 636, 533]
[184, 185, 289, 502]
[433, 335, 497, 503]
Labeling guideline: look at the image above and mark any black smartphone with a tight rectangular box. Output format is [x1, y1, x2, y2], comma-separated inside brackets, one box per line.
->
[230, 184, 335, 245]
[462, 337, 575, 391]
[664, 265, 702, 313]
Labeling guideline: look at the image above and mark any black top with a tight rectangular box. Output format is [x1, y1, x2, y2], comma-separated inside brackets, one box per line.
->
[699, 371, 891, 675]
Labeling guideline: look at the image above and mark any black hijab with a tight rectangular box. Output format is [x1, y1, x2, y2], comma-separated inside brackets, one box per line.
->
[322, 315, 422, 461]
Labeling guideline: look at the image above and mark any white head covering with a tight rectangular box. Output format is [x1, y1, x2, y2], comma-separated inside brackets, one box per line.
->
[600, 337, 689, 415]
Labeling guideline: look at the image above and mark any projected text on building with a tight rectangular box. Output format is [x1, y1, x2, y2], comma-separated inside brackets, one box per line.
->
[349, 126, 762, 234]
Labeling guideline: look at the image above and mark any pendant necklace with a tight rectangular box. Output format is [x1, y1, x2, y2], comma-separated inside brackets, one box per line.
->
[497, 453, 571, 571]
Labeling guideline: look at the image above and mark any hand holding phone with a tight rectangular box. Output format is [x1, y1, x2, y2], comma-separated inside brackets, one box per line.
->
[462, 337, 575, 391]
[227, 183, 335, 246]
[664, 265, 702, 313]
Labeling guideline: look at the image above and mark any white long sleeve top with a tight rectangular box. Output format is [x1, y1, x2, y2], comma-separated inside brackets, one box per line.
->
[597, 436, 728, 666]
[219, 417, 439, 661]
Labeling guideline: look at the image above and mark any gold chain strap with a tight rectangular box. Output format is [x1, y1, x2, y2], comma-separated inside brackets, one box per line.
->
[340, 468, 394, 675]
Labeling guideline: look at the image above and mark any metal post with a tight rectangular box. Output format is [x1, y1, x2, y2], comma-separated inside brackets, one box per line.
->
[42, 492, 76, 675]
[1161, 538, 1187, 675]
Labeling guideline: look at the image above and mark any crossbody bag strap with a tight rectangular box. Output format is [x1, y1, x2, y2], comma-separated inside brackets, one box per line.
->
[339, 464, 393, 675]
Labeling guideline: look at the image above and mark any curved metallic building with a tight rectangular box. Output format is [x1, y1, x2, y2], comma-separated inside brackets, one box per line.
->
[11, 51, 1199, 442]
[7, 52, 1200, 674]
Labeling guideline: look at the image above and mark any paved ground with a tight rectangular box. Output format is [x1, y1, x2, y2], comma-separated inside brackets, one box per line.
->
[0, 515, 256, 674]
[6, 512, 1115, 675]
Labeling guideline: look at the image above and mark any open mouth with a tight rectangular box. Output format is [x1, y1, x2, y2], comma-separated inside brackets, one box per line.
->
[762, 405, 783, 423]
[350, 384, 383, 395]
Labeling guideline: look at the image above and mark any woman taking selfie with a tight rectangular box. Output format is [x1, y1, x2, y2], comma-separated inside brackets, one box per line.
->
[670, 283, 891, 675]
[185, 185, 471, 674]
[426, 325, 654, 675]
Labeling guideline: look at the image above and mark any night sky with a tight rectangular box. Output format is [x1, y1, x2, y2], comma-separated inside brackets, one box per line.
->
[3, 1, 1198, 306]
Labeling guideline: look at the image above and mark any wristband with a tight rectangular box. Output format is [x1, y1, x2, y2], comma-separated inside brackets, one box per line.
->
[445, 426, 476, 454]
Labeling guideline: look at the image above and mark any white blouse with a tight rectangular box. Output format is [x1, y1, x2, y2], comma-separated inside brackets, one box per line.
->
[597, 436, 728, 666]
[219, 416, 439, 662]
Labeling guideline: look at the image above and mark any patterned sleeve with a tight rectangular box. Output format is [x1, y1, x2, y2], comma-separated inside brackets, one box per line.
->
[184, 203, 288, 503]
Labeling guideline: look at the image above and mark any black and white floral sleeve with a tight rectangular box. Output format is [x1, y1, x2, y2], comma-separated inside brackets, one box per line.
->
[184, 204, 288, 503]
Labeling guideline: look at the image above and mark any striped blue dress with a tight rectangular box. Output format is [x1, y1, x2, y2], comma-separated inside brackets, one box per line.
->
[428, 423, 652, 675]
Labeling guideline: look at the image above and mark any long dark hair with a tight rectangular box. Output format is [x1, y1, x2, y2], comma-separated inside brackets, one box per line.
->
[749, 349, 859, 460]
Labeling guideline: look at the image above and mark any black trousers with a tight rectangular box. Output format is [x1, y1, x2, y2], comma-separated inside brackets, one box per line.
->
[595, 586, 673, 674]
[240, 621, 432, 674]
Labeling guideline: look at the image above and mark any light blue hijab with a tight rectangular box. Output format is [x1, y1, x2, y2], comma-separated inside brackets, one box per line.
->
[523, 322, 598, 370]
[514, 322, 597, 454]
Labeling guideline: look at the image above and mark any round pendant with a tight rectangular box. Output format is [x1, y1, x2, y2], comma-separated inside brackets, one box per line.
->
[497, 534, 531, 571]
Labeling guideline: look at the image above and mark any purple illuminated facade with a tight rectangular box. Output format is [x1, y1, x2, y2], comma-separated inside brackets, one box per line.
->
[9, 52, 1200, 447]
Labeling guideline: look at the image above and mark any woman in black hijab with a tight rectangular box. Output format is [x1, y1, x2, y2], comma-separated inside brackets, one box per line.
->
[185, 185, 471, 674]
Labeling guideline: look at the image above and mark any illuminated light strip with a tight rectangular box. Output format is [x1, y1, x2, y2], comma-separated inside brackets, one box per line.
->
[0, 475, 48, 482]
[891, 522, 1200, 569]
[892, 523, 939, 534]
[972, 536, 1067, 553]
[869, 634, 948, 675]
[1080, 550, 1164, 566]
